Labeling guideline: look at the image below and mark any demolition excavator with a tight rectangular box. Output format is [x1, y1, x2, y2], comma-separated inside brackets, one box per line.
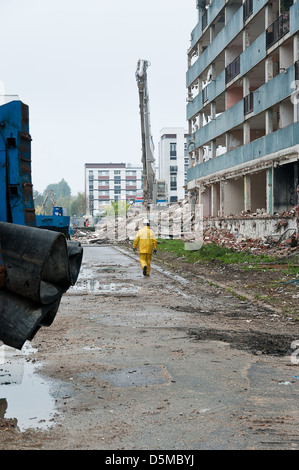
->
[135, 60, 167, 208]
[0, 100, 83, 350]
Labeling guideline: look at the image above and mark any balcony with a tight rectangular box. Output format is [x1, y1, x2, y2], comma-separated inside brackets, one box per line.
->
[225, 55, 240, 84]
[254, 63, 295, 115]
[187, 122, 299, 182]
[244, 92, 253, 115]
[186, 6, 243, 87]
[266, 10, 290, 49]
[188, 99, 244, 149]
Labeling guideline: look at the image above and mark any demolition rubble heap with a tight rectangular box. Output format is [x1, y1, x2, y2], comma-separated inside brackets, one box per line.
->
[73, 199, 299, 256]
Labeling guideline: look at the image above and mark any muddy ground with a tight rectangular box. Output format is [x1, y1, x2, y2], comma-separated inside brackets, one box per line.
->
[153, 245, 299, 319]
[0, 244, 298, 451]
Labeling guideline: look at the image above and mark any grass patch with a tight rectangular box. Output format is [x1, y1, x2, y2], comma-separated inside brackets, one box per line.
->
[157, 239, 284, 266]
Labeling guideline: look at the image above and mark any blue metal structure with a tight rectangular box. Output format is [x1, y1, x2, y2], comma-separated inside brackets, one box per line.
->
[36, 207, 71, 239]
[0, 100, 36, 290]
[0, 100, 36, 226]
[0, 100, 83, 349]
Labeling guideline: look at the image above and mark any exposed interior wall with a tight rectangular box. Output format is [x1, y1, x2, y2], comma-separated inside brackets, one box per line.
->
[280, 100, 294, 128]
[226, 86, 243, 109]
[201, 186, 211, 217]
[280, 40, 293, 70]
[212, 182, 221, 216]
[196, 161, 298, 218]
[224, 46, 242, 67]
[223, 177, 243, 215]
[251, 170, 267, 211]
[250, 128, 266, 142]
[227, 129, 243, 149]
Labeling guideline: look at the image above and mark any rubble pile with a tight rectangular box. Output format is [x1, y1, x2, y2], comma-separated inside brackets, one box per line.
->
[202, 224, 298, 256]
[203, 206, 299, 255]
[72, 199, 192, 244]
[72, 199, 299, 257]
[73, 206, 145, 244]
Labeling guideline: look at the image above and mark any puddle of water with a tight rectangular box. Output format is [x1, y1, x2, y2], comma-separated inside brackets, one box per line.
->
[79, 366, 169, 388]
[0, 342, 58, 431]
[69, 280, 141, 295]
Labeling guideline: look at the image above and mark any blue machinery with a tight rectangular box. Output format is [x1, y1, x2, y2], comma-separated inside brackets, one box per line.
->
[0, 101, 36, 226]
[36, 206, 71, 239]
[0, 101, 83, 349]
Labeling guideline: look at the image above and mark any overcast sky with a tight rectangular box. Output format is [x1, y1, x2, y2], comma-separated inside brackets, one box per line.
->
[0, 0, 198, 195]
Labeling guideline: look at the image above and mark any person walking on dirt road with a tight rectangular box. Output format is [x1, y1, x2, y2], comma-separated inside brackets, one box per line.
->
[133, 219, 157, 276]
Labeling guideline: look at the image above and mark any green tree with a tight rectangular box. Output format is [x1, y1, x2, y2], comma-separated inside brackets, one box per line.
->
[33, 180, 86, 216]
[44, 179, 71, 200]
[106, 200, 130, 217]
[70, 192, 86, 216]
[37, 179, 72, 214]
[33, 190, 44, 208]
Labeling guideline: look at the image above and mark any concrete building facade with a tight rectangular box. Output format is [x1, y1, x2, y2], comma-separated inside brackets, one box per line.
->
[85, 163, 143, 215]
[158, 127, 189, 203]
[186, 0, 299, 218]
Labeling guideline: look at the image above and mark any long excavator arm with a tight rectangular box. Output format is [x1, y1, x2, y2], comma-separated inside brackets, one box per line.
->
[135, 60, 157, 207]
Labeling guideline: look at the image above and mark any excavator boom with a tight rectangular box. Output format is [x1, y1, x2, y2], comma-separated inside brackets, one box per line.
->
[136, 60, 157, 207]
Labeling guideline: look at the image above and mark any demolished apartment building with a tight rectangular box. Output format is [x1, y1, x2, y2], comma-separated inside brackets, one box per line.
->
[186, 0, 299, 243]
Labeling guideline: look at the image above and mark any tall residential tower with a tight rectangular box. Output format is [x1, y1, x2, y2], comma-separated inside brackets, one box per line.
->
[186, 0, 299, 217]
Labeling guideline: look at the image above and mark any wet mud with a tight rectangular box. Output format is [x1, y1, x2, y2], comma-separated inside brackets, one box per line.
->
[0, 245, 298, 450]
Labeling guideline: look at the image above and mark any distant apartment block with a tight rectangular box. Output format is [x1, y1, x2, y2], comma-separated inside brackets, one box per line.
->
[85, 163, 143, 215]
[186, 0, 299, 217]
[158, 128, 189, 203]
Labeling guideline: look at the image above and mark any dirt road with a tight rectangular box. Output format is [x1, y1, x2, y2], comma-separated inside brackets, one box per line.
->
[0, 245, 298, 450]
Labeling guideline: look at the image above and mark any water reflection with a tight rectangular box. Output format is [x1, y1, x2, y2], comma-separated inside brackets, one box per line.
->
[0, 342, 58, 431]
[69, 280, 141, 294]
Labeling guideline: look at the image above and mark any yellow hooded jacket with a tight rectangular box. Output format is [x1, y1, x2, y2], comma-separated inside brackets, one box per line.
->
[133, 226, 157, 254]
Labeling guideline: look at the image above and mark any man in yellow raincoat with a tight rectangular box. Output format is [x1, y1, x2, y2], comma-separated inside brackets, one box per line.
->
[133, 218, 157, 276]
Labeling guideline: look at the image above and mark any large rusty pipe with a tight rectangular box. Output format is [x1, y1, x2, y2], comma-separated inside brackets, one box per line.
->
[0, 222, 82, 304]
[0, 222, 83, 349]
[0, 288, 61, 349]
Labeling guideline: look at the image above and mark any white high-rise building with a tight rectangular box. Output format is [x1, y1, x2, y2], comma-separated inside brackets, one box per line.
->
[158, 127, 189, 203]
[84, 162, 143, 215]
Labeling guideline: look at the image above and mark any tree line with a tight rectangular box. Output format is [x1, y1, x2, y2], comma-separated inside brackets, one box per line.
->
[33, 179, 86, 217]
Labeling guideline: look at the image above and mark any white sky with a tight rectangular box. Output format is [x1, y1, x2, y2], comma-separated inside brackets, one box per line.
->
[0, 0, 198, 195]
